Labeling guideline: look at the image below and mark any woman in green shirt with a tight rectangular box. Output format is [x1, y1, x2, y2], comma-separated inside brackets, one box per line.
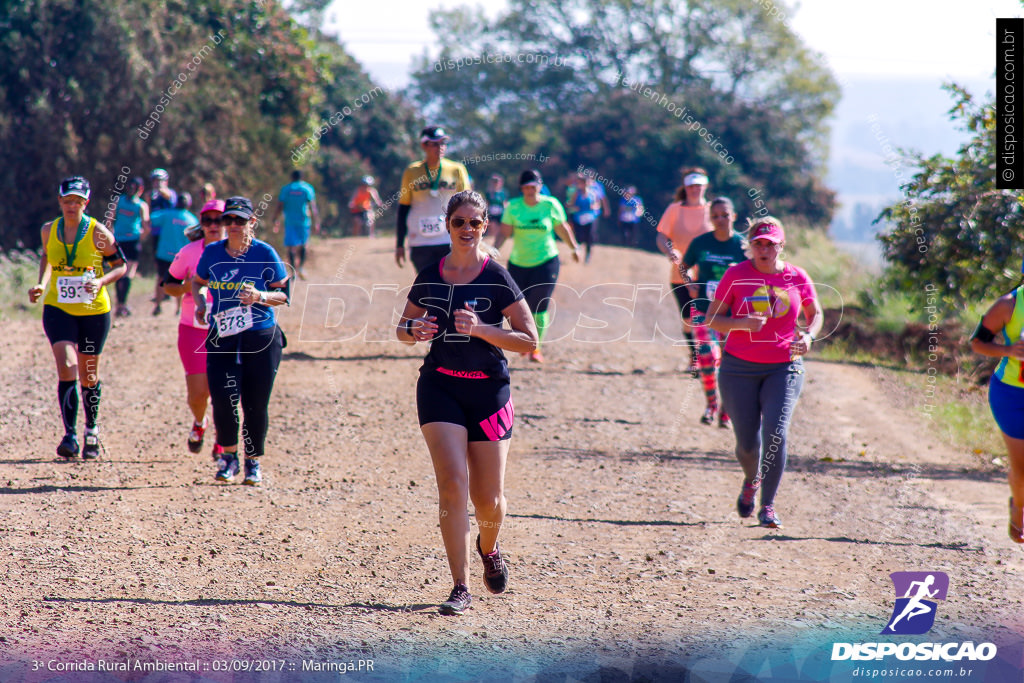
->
[493, 170, 581, 363]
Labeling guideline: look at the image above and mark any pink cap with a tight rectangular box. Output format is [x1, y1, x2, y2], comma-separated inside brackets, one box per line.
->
[200, 199, 225, 215]
[750, 221, 785, 244]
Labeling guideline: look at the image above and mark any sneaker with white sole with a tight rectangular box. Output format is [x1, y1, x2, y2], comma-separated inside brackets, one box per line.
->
[81, 431, 101, 460]
[439, 583, 472, 615]
[215, 451, 240, 482]
[242, 457, 262, 486]
[758, 504, 782, 528]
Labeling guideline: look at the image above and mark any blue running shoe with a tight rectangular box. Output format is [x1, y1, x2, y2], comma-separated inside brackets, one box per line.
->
[57, 432, 79, 459]
[81, 431, 101, 460]
[215, 451, 239, 482]
[758, 504, 782, 528]
[242, 457, 262, 486]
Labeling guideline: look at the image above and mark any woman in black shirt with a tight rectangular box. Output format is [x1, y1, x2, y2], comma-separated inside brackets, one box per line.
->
[397, 190, 538, 615]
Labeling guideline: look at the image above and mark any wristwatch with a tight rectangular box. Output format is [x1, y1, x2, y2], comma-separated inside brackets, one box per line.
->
[258, 290, 268, 304]
[405, 318, 415, 335]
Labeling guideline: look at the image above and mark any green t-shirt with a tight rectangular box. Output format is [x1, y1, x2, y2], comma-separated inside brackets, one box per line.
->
[502, 195, 567, 267]
[682, 231, 747, 313]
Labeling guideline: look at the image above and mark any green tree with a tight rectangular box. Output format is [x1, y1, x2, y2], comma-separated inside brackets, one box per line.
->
[876, 84, 1024, 315]
[409, 0, 838, 229]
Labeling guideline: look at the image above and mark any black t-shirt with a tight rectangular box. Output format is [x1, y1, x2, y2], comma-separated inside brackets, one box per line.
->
[409, 257, 524, 379]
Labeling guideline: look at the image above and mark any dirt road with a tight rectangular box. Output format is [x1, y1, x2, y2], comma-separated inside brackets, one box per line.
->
[0, 237, 1020, 682]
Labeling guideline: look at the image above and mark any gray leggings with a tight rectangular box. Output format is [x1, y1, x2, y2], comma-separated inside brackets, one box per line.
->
[718, 352, 805, 507]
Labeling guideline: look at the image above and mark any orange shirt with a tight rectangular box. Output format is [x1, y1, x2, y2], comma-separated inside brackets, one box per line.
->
[350, 188, 373, 213]
[656, 202, 711, 283]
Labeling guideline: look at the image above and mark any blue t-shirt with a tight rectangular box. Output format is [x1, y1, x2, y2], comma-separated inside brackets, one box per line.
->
[149, 189, 178, 216]
[196, 239, 288, 333]
[279, 181, 316, 228]
[112, 195, 145, 241]
[152, 209, 198, 262]
[618, 196, 644, 223]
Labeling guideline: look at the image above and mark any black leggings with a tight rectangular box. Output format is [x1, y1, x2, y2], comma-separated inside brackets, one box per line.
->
[205, 326, 284, 457]
[508, 256, 559, 314]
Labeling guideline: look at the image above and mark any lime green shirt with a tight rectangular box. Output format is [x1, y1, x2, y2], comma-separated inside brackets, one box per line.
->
[502, 196, 567, 267]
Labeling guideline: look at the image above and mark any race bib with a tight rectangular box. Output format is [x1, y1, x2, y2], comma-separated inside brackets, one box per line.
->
[213, 306, 253, 337]
[419, 216, 444, 236]
[489, 204, 503, 217]
[706, 279, 720, 301]
[56, 276, 91, 304]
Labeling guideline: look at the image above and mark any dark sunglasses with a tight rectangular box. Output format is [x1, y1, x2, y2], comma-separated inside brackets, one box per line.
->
[450, 217, 485, 230]
[220, 216, 249, 226]
[200, 216, 222, 225]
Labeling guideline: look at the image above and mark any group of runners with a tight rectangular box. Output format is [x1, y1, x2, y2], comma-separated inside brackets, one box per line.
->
[25, 122, 1024, 615]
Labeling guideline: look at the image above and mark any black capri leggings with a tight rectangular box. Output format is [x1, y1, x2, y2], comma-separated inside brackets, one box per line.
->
[507, 256, 560, 314]
[205, 325, 284, 457]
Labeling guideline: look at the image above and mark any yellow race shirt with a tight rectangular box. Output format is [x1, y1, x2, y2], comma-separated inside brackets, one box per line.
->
[43, 216, 111, 315]
[399, 157, 470, 247]
[995, 287, 1024, 389]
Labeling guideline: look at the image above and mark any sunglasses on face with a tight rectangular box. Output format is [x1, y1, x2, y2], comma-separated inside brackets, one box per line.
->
[450, 217, 485, 230]
[221, 216, 249, 226]
[200, 216, 222, 225]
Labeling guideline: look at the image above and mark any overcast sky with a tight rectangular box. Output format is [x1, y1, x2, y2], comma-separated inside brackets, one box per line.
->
[325, 0, 1022, 87]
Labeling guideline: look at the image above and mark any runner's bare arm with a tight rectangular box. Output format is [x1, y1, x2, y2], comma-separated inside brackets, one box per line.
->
[397, 300, 436, 345]
[553, 222, 582, 262]
[455, 298, 537, 354]
[92, 223, 127, 288]
[971, 295, 1024, 360]
[28, 224, 51, 303]
[191, 275, 210, 326]
[492, 222, 513, 253]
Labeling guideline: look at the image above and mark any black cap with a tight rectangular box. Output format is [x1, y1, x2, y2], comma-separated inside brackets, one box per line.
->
[58, 176, 91, 199]
[519, 169, 543, 186]
[222, 196, 255, 219]
[420, 126, 450, 143]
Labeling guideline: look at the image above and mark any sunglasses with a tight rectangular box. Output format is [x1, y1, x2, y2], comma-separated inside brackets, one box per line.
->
[450, 217, 485, 230]
[220, 216, 249, 226]
[200, 216, 222, 225]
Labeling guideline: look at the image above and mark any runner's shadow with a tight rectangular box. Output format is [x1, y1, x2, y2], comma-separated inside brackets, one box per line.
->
[283, 351, 415, 362]
[751, 534, 983, 552]
[44, 596, 435, 612]
[508, 512, 715, 528]
[0, 484, 171, 494]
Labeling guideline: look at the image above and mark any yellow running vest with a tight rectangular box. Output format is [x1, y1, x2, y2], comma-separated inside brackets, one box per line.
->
[43, 216, 111, 315]
[995, 287, 1024, 389]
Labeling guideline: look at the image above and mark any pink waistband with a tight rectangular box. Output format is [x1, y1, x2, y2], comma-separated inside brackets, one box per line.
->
[436, 367, 489, 379]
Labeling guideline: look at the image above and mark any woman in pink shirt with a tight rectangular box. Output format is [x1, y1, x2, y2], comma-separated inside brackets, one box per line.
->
[656, 167, 713, 376]
[163, 200, 225, 458]
[706, 218, 823, 528]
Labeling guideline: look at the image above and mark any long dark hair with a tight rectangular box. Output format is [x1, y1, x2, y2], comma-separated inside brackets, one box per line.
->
[445, 190, 488, 222]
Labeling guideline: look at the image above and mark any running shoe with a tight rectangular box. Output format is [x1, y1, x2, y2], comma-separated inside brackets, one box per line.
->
[758, 504, 782, 528]
[81, 431, 101, 460]
[1010, 498, 1024, 544]
[439, 583, 472, 615]
[211, 442, 224, 462]
[152, 304, 161, 316]
[476, 535, 509, 594]
[187, 419, 207, 454]
[718, 413, 731, 430]
[736, 480, 759, 518]
[56, 432, 79, 459]
[242, 458, 262, 486]
[529, 349, 544, 363]
[215, 452, 240, 482]
[700, 407, 715, 425]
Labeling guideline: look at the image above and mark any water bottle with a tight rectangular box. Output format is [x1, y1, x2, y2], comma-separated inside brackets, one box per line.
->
[81, 267, 97, 303]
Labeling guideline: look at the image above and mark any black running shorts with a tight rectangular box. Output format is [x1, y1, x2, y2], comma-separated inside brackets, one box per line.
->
[42, 305, 111, 355]
[416, 368, 514, 442]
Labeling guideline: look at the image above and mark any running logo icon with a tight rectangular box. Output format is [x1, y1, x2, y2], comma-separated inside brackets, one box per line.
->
[881, 572, 949, 635]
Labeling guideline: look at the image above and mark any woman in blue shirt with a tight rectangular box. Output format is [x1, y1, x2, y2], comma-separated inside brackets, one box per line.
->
[192, 196, 290, 485]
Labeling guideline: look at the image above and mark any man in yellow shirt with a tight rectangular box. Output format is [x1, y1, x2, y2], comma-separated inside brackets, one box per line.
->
[395, 126, 471, 272]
